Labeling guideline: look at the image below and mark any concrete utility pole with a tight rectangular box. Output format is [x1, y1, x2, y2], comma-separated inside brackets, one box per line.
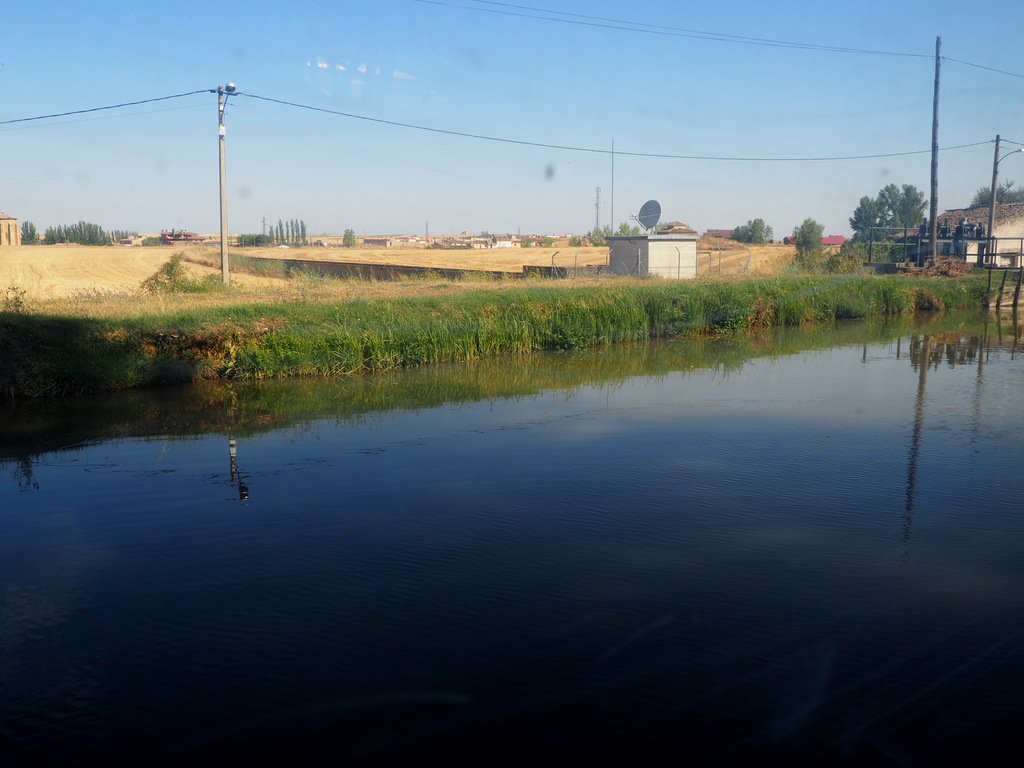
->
[985, 136, 1023, 266]
[218, 83, 236, 285]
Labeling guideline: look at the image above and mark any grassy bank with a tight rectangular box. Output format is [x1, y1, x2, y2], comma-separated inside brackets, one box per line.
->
[0, 274, 991, 398]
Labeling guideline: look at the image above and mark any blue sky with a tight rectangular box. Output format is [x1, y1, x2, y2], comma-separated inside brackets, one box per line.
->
[3, 0, 1024, 238]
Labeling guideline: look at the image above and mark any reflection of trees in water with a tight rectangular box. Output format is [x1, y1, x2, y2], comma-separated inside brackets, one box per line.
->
[902, 314, 1022, 370]
[12, 455, 39, 492]
[907, 332, 982, 370]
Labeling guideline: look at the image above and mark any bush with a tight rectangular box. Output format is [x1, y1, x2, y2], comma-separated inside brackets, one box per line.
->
[141, 237, 165, 247]
[826, 242, 867, 274]
[2, 287, 29, 313]
[141, 253, 225, 294]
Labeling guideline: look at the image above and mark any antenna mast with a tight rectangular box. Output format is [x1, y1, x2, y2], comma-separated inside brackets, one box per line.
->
[595, 187, 601, 232]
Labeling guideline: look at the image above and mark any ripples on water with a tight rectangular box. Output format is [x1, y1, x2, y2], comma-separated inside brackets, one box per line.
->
[2, 318, 1023, 764]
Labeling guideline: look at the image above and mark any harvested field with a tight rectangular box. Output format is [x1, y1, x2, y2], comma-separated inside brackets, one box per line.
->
[0, 241, 796, 301]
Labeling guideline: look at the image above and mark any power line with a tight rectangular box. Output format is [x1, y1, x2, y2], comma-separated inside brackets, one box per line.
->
[942, 57, 1024, 80]
[238, 91, 989, 162]
[0, 87, 996, 164]
[415, 0, 930, 57]
[419, 0, 1024, 78]
[0, 89, 213, 126]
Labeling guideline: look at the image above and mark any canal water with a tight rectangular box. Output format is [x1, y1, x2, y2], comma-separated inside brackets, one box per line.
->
[2, 314, 1023, 765]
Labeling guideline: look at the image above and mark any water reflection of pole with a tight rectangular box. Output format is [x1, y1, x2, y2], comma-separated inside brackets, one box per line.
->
[228, 436, 249, 500]
[969, 319, 988, 462]
[1011, 309, 1021, 359]
[903, 334, 931, 559]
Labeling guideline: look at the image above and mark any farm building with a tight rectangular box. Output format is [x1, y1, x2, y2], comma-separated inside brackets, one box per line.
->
[938, 202, 1024, 265]
[0, 211, 20, 246]
[898, 203, 1024, 266]
[607, 222, 699, 279]
[159, 229, 204, 245]
[782, 234, 847, 246]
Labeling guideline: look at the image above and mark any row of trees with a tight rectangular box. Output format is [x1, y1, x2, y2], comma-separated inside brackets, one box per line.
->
[237, 219, 312, 247]
[19, 221, 136, 246]
[270, 218, 307, 246]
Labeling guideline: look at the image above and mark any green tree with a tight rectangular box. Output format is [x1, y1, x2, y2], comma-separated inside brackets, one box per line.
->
[849, 184, 928, 241]
[237, 234, 274, 247]
[20, 221, 39, 245]
[520, 236, 534, 248]
[849, 196, 888, 241]
[343, 228, 357, 247]
[42, 221, 112, 246]
[586, 225, 611, 247]
[792, 218, 825, 270]
[616, 221, 641, 236]
[879, 184, 927, 228]
[732, 218, 773, 244]
[541, 236, 554, 247]
[968, 180, 1024, 209]
[568, 234, 583, 247]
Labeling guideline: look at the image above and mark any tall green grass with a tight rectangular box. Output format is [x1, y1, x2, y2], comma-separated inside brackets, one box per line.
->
[0, 275, 992, 397]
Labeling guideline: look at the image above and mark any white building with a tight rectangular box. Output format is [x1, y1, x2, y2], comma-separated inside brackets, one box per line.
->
[607, 223, 699, 279]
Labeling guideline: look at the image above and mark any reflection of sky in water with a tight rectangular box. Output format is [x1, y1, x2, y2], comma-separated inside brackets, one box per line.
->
[2, 330, 1024, 764]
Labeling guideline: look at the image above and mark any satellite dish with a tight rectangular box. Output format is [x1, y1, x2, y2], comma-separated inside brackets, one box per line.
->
[638, 200, 661, 233]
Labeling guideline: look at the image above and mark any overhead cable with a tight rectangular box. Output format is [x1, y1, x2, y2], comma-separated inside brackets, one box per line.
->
[419, 0, 1024, 78]
[415, 0, 930, 57]
[0, 90, 213, 126]
[0, 87, 996, 163]
[238, 91, 989, 162]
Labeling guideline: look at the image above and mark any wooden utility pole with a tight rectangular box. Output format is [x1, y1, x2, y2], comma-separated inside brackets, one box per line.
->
[928, 37, 941, 266]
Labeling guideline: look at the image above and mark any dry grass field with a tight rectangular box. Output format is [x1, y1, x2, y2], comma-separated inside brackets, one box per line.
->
[0, 240, 796, 302]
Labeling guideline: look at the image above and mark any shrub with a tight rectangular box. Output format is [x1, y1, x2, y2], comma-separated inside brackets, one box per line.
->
[141, 253, 225, 294]
[825, 247, 864, 274]
[2, 287, 29, 313]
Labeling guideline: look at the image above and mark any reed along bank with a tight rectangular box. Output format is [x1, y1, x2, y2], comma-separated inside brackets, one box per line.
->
[0, 274, 992, 399]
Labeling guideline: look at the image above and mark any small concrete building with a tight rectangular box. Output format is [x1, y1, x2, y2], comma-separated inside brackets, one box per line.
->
[0, 211, 21, 246]
[607, 222, 699, 279]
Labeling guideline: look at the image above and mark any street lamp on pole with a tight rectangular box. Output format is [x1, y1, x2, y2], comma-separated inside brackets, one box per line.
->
[985, 134, 1024, 267]
[218, 83, 236, 285]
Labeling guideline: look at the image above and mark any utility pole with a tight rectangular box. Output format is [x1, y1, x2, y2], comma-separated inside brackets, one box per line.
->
[985, 136, 1023, 266]
[217, 83, 236, 285]
[595, 187, 601, 232]
[928, 37, 941, 267]
[610, 138, 615, 234]
[987, 135, 1001, 267]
